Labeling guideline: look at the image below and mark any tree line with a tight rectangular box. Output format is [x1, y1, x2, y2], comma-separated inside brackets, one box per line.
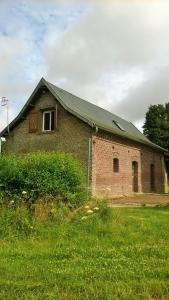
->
[143, 103, 169, 170]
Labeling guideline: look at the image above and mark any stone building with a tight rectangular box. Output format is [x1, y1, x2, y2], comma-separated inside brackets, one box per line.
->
[0, 78, 168, 196]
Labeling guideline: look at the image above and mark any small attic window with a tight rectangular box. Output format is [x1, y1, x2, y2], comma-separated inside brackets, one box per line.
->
[113, 120, 125, 131]
[43, 110, 55, 131]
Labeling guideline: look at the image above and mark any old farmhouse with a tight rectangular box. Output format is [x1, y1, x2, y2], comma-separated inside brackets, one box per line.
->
[0, 78, 168, 197]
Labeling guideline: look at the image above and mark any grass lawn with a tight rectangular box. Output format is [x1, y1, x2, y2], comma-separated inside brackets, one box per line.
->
[0, 207, 169, 300]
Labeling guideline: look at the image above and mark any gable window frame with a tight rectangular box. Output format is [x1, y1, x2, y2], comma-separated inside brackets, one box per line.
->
[42, 110, 55, 132]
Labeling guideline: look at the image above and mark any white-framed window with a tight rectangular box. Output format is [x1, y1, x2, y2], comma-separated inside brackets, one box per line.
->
[42, 110, 55, 131]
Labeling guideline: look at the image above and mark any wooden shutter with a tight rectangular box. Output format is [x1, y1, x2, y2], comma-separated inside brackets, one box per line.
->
[29, 111, 38, 133]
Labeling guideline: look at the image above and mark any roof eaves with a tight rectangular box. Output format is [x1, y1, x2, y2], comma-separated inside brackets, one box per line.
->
[94, 122, 168, 153]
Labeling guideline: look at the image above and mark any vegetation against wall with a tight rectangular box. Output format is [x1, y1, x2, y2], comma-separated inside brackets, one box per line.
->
[0, 152, 85, 205]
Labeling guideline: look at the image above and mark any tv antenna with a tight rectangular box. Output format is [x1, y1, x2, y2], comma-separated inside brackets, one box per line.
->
[1, 97, 9, 134]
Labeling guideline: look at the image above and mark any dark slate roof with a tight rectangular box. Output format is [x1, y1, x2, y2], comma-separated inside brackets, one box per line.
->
[0, 77, 168, 154]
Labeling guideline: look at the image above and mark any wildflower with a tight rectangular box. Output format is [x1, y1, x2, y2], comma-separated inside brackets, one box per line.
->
[10, 200, 14, 204]
[81, 216, 88, 220]
[22, 191, 27, 195]
[85, 205, 90, 209]
[93, 207, 99, 211]
[87, 209, 93, 214]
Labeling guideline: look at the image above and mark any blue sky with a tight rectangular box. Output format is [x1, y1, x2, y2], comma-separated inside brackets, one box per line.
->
[1, 0, 169, 131]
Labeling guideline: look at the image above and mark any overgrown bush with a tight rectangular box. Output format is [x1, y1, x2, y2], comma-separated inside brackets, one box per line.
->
[0, 152, 86, 204]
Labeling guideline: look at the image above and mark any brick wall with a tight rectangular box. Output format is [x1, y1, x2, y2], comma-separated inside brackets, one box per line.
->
[91, 132, 166, 197]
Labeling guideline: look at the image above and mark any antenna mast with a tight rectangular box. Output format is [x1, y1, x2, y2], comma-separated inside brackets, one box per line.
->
[1, 97, 9, 134]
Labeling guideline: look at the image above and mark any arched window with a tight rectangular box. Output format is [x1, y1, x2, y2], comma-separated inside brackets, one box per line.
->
[113, 158, 119, 173]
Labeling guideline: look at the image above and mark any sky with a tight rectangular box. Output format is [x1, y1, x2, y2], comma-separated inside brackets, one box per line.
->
[1, 0, 169, 132]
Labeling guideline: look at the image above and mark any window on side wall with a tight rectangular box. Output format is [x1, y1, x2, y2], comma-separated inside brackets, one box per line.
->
[43, 110, 55, 132]
[113, 158, 119, 173]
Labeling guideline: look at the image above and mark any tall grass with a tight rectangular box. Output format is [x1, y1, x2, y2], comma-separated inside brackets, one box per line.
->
[0, 200, 169, 299]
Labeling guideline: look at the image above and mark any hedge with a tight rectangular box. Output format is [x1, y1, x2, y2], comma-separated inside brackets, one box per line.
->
[0, 152, 86, 204]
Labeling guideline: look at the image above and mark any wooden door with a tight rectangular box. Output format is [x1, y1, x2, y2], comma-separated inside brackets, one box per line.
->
[150, 164, 155, 192]
[132, 161, 138, 192]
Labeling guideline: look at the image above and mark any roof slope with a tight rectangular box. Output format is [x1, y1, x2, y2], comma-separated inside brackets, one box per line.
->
[0, 77, 168, 153]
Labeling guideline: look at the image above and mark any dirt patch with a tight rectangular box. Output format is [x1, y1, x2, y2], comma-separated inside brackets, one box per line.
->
[109, 193, 169, 207]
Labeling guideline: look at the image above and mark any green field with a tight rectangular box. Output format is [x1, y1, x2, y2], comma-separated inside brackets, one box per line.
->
[0, 206, 169, 300]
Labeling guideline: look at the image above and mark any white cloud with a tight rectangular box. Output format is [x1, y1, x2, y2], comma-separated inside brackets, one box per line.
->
[44, 0, 169, 120]
[114, 65, 169, 122]
[1, 0, 169, 133]
[0, 36, 21, 80]
[45, 0, 169, 75]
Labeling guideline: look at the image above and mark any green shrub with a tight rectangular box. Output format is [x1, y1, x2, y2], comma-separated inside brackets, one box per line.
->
[0, 155, 21, 190]
[0, 152, 85, 204]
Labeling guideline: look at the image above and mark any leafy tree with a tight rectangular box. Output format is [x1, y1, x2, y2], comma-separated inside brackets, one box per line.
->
[143, 103, 169, 150]
[143, 103, 169, 172]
